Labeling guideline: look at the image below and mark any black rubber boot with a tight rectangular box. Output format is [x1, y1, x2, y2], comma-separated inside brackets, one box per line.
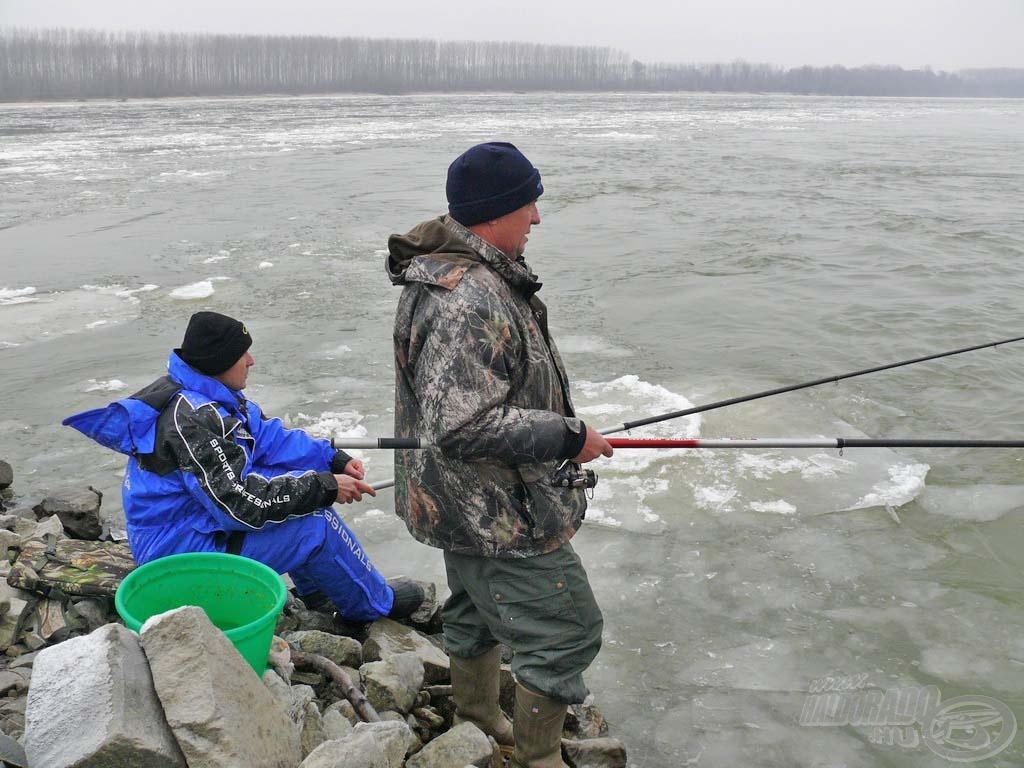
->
[295, 590, 332, 612]
[387, 578, 425, 619]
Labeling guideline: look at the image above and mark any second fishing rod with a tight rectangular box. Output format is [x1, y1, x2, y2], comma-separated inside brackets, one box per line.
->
[338, 333, 1024, 491]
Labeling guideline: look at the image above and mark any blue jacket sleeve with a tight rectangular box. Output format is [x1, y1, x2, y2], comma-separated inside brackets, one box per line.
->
[246, 401, 352, 473]
[162, 395, 339, 530]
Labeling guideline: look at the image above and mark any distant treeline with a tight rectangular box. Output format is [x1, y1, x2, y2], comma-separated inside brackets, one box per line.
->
[1, 27, 1022, 100]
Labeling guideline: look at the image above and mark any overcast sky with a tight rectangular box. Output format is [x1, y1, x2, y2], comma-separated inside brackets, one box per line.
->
[2, 0, 1021, 71]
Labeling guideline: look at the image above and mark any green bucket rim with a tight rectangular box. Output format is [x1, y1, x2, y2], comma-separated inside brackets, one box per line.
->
[115, 551, 287, 638]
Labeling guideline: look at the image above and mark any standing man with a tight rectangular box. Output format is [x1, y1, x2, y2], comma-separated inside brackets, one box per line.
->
[387, 142, 613, 767]
[65, 311, 424, 622]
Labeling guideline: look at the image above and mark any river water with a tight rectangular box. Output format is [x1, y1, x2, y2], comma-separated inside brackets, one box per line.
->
[2, 92, 1023, 766]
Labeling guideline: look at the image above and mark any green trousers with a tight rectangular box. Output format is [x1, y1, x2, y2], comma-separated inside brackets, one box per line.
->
[442, 541, 603, 704]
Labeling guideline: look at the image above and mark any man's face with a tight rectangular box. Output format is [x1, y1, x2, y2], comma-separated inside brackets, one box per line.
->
[482, 200, 540, 260]
[215, 350, 254, 391]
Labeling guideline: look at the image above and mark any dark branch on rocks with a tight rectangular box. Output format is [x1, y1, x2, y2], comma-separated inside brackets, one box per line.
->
[289, 647, 381, 723]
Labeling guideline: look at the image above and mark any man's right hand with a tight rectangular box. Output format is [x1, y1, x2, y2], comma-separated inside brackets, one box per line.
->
[334, 475, 377, 504]
[572, 426, 614, 463]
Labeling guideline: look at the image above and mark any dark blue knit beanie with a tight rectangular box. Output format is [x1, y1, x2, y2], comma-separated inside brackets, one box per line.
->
[446, 142, 544, 227]
[176, 311, 252, 376]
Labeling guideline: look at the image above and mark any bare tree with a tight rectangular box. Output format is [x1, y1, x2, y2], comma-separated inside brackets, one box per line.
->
[0, 27, 1020, 101]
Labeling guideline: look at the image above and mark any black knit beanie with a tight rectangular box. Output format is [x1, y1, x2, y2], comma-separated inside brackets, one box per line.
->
[446, 142, 544, 227]
[176, 311, 252, 376]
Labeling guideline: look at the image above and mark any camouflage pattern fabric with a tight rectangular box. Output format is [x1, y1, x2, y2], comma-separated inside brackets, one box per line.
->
[386, 215, 588, 558]
[6, 536, 136, 598]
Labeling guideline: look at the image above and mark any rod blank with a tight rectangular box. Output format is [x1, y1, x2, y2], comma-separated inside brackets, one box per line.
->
[607, 438, 1024, 449]
[332, 437, 425, 450]
[599, 333, 1024, 436]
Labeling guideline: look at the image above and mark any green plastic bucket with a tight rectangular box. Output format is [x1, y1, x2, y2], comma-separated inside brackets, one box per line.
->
[115, 552, 286, 676]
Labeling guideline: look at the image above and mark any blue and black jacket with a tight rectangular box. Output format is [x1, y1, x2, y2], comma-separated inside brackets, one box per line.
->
[64, 352, 351, 563]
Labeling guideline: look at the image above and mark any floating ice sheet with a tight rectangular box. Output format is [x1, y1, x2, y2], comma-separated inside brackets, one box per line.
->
[571, 376, 930, 533]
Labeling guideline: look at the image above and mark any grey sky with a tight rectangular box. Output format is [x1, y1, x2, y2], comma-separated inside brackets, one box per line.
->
[2, 0, 1021, 71]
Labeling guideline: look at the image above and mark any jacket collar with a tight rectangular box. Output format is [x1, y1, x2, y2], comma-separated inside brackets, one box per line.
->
[442, 216, 543, 298]
[167, 352, 245, 413]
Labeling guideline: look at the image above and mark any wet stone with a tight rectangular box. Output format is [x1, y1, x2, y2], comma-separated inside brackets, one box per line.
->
[33, 486, 102, 540]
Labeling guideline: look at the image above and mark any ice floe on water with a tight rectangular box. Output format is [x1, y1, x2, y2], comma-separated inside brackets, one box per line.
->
[169, 277, 229, 300]
[576, 131, 656, 141]
[572, 375, 930, 533]
[324, 344, 352, 358]
[85, 379, 128, 393]
[846, 462, 929, 511]
[286, 409, 378, 474]
[557, 334, 633, 358]
[749, 499, 798, 515]
[0, 284, 146, 346]
[258, 261, 273, 269]
[156, 169, 229, 180]
[287, 409, 367, 441]
[113, 284, 159, 302]
[0, 286, 38, 305]
[917, 483, 1024, 522]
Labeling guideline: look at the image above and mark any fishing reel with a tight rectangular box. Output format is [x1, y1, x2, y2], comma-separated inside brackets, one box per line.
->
[551, 460, 598, 491]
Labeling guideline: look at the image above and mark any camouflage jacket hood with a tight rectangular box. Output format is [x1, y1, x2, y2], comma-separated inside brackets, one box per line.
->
[387, 216, 588, 558]
[387, 216, 541, 296]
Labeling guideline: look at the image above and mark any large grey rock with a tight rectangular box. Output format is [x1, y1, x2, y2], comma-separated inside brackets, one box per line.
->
[29, 514, 65, 541]
[262, 670, 307, 736]
[324, 698, 359, 726]
[33, 486, 102, 540]
[405, 722, 492, 768]
[0, 461, 12, 491]
[65, 597, 110, 635]
[299, 731, 388, 768]
[565, 701, 609, 738]
[0, 697, 27, 741]
[23, 623, 187, 768]
[0, 730, 26, 768]
[351, 720, 419, 767]
[284, 628, 363, 668]
[0, 529, 20, 553]
[0, 668, 29, 697]
[141, 606, 301, 768]
[261, 671, 330, 757]
[0, 514, 38, 540]
[299, 694, 327, 758]
[364, 618, 450, 684]
[361, 651, 424, 714]
[0, 506, 36, 522]
[322, 708, 354, 740]
[562, 737, 628, 768]
[0, 584, 35, 653]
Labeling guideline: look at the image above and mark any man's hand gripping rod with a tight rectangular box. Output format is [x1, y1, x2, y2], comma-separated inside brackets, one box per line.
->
[333, 437, 597, 491]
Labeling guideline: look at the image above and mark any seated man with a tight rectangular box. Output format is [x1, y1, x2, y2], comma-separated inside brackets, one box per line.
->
[65, 311, 422, 621]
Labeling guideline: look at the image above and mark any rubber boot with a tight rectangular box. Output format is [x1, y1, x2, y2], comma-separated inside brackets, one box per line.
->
[510, 683, 569, 768]
[386, 578, 425, 619]
[450, 646, 515, 749]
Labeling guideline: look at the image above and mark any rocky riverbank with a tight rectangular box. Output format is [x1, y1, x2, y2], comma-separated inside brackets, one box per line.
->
[0, 466, 627, 768]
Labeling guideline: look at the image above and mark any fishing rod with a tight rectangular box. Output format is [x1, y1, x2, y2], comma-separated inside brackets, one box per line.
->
[597, 333, 1024, 436]
[346, 332, 1024, 491]
[337, 437, 1024, 451]
[343, 436, 1024, 491]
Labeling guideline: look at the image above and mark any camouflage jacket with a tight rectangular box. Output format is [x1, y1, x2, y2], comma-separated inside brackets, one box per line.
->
[386, 216, 588, 558]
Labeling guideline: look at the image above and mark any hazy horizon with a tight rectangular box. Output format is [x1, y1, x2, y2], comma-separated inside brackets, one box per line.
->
[2, 0, 1022, 72]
